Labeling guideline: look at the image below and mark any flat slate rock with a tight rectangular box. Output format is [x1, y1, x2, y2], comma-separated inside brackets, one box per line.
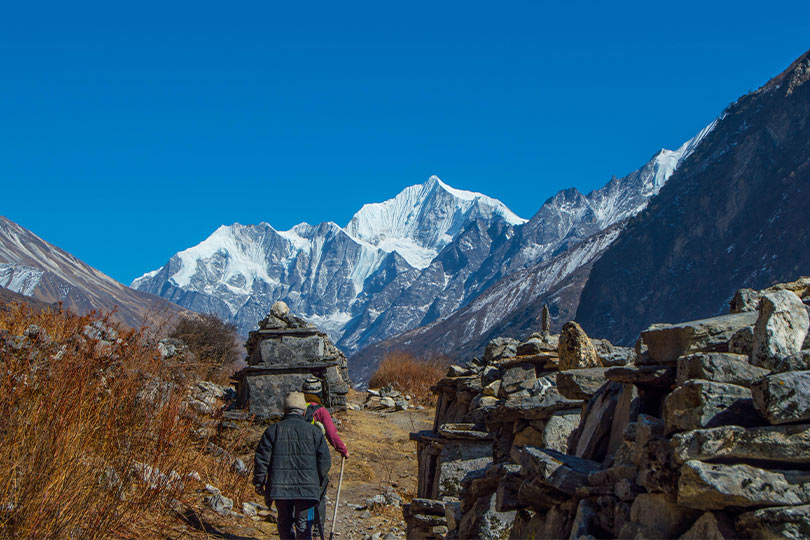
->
[671, 424, 810, 464]
[676, 352, 769, 387]
[487, 389, 581, 422]
[640, 312, 758, 365]
[555, 368, 608, 400]
[736, 504, 810, 540]
[663, 379, 760, 434]
[606, 365, 675, 388]
[510, 446, 601, 496]
[752, 370, 810, 424]
[438, 423, 494, 440]
[678, 460, 810, 510]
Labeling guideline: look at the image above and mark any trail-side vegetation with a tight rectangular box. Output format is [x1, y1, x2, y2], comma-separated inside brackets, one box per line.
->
[368, 351, 450, 405]
[0, 302, 250, 539]
[168, 312, 242, 384]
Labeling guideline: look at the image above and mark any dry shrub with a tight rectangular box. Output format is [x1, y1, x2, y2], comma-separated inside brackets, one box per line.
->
[168, 313, 242, 384]
[0, 303, 208, 539]
[368, 351, 449, 404]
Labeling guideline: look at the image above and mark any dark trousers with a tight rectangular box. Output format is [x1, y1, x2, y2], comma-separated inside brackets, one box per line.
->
[313, 493, 327, 540]
[275, 499, 318, 540]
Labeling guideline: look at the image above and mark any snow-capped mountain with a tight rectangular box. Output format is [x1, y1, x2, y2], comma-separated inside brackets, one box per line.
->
[131, 176, 525, 338]
[133, 119, 710, 365]
[0, 217, 186, 327]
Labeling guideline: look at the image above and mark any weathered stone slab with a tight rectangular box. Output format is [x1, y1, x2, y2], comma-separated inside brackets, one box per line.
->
[542, 410, 581, 454]
[457, 493, 516, 540]
[736, 504, 810, 540]
[558, 321, 602, 370]
[433, 439, 492, 499]
[488, 389, 581, 423]
[663, 380, 760, 434]
[568, 499, 599, 540]
[752, 371, 810, 424]
[627, 493, 700, 539]
[438, 423, 494, 440]
[771, 350, 810, 372]
[608, 383, 640, 455]
[605, 365, 675, 388]
[555, 368, 607, 400]
[238, 371, 312, 418]
[676, 352, 769, 387]
[484, 337, 519, 363]
[671, 424, 810, 464]
[517, 337, 556, 356]
[410, 498, 446, 516]
[512, 426, 544, 448]
[678, 460, 810, 510]
[751, 290, 810, 369]
[574, 381, 622, 461]
[640, 312, 758, 365]
[510, 446, 600, 496]
[256, 334, 325, 365]
[501, 363, 536, 394]
[678, 511, 736, 540]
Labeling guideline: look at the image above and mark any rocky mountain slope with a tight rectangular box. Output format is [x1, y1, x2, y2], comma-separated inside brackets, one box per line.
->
[576, 48, 810, 345]
[133, 127, 706, 362]
[0, 216, 186, 328]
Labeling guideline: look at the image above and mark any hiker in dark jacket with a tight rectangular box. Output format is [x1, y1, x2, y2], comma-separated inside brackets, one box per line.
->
[254, 391, 331, 540]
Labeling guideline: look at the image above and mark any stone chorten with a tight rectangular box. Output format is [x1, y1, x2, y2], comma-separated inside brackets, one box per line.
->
[234, 301, 351, 419]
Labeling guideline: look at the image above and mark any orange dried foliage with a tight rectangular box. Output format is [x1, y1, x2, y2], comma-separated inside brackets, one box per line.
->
[368, 351, 449, 405]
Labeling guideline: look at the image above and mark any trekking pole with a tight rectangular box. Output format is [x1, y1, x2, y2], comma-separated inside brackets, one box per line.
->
[329, 456, 346, 540]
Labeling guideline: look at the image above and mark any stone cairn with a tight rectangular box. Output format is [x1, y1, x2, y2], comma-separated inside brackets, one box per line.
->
[404, 277, 810, 539]
[234, 301, 351, 419]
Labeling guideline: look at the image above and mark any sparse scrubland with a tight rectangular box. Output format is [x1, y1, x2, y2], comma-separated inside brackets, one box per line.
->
[368, 351, 449, 405]
[0, 303, 251, 539]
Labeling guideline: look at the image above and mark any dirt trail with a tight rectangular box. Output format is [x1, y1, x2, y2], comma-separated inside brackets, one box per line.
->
[173, 397, 432, 540]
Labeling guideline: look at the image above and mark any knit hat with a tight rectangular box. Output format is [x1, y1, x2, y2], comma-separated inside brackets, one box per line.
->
[284, 391, 307, 412]
[302, 376, 323, 395]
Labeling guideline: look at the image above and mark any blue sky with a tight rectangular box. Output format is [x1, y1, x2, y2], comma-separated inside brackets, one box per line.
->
[2, 1, 808, 284]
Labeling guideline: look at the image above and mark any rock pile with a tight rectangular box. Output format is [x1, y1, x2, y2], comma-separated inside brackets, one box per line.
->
[233, 301, 352, 419]
[405, 278, 810, 539]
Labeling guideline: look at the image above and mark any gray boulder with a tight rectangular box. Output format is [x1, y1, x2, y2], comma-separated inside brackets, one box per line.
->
[676, 352, 769, 387]
[640, 312, 758, 364]
[678, 511, 736, 539]
[678, 460, 810, 510]
[484, 337, 519, 363]
[555, 368, 608, 400]
[752, 371, 810, 424]
[751, 290, 810, 369]
[626, 493, 700, 539]
[501, 364, 537, 394]
[736, 504, 810, 540]
[543, 410, 581, 454]
[663, 380, 760, 434]
[205, 493, 234, 516]
[558, 321, 602, 370]
[457, 493, 515, 540]
[573, 382, 622, 461]
[510, 446, 600, 497]
[671, 424, 810, 464]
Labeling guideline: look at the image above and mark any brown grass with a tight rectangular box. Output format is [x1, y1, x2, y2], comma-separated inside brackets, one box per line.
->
[0, 302, 242, 539]
[368, 351, 449, 405]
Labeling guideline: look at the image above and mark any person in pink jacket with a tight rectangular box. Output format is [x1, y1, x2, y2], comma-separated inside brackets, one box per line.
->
[302, 376, 348, 540]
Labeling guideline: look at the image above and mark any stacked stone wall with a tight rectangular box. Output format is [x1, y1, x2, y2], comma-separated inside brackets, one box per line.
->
[405, 277, 810, 539]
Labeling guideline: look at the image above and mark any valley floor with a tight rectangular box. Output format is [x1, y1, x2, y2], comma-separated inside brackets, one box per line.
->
[166, 394, 433, 540]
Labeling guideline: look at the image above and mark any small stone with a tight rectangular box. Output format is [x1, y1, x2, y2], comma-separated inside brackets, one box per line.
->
[379, 397, 396, 408]
[556, 368, 608, 400]
[270, 300, 290, 318]
[484, 337, 519, 363]
[500, 364, 536, 394]
[205, 494, 233, 516]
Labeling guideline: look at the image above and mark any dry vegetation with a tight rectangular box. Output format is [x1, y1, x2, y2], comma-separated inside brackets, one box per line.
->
[368, 351, 449, 404]
[168, 312, 243, 384]
[0, 302, 248, 539]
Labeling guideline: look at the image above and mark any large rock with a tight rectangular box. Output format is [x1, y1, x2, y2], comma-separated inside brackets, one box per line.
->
[574, 382, 622, 461]
[662, 380, 760, 434]
[542, 410, 581, 453]
[434, 440, 492, 498]
[558, 321, 602, 370]
[488, 389, 581, 423]
[605, 365, 675, 388]
[510, 446, 600, 497]
[567, 499, 599, 539]
[500, 363, 536, 394]
[555, 368, 608, 400]
[607, 383, 640, 455]
[678, 460, 810, 510]
[676, 352, 769, 387]
[678, 511, 736, 540]
[639, 312, 758, 365]
[672, 424, 810, 464]
[457, 493, 515, 540]
[752, 371, 810, 424]
[751, 290, 810, 369]
[484, 337, 519, 363]
[736, 504, 810, 540]
[626, 493, 700, 539]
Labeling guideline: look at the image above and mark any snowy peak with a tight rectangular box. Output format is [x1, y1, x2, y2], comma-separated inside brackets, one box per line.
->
[345, 175, 524, 269]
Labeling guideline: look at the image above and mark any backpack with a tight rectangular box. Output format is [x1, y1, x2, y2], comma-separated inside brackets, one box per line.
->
[306, 404, 326, 435]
